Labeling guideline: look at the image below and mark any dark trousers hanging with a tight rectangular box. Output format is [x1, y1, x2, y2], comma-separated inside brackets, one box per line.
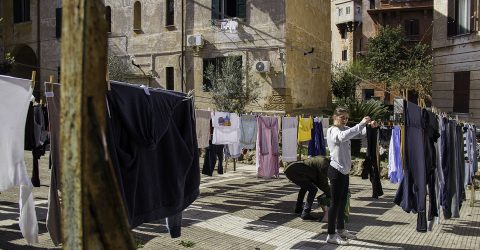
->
[361, 126, 383, 199]
[202, 143, 224, 176]
[423, 110, 439, 222]
[328, 166, 349, 235]
[394, 101, 427, 232]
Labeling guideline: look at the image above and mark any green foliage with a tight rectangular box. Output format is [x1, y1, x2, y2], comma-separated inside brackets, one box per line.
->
[204, 56, 261, 113]
[395, 43, 432, 100]
[364, 26, 407, 86]
[0, 53, 15, 74]
[332, 99, 389, 123]
[179, 240, 196, 248]
[362, 26, 432, 98]
[331, 63, 362, 100]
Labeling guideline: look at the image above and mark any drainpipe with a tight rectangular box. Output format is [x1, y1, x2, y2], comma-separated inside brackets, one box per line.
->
[36, 0, 41, 98]
[181, 0, 184, 92]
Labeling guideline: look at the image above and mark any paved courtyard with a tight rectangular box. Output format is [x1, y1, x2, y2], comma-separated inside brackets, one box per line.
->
[0, 153, 479, 249]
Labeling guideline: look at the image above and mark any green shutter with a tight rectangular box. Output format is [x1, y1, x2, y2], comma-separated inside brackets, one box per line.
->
[236, 0, 246, 19]
[212, 0, 220, 20]
[56, 8, 62, 38]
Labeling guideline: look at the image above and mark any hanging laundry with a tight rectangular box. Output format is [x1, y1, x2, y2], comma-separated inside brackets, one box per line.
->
[225, 143, 242, 159]
[212, 112, 240, 145]
[107, 82, 200, 238]
[239, 115, 257, 150]
[422, 109, 440, 225]
[203, 143, 224, 175]
[212, 112, 241, 160]
[203, 118, 224, 176]
[298, 117, 313, 142]
[394, 100, 428, 232]
[0, 75, 39, 244]
[256, 116, 280, 179]
[45, 82, 62, 246]
[321, 117, 329, 136]
[308, 117, 326, 156]
[30, 103, 49, 187]
[388, 126, 402, 184]
[282, 117, 298, 162]
[361, 126, 383, 199]
[195, 109, 211, 149]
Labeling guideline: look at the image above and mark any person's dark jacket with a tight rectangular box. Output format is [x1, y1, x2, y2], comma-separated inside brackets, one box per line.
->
[284, 156, 330, 193]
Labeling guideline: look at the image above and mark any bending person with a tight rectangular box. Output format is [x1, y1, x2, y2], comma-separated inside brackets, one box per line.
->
[284, 156, 331, 221]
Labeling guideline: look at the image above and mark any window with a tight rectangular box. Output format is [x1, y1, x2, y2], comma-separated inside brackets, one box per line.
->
[166, 0, 174, 26]
[338, 8, 343, 16]
[364, 89, 374, 100]
[453, 71, 470, 113]
[166, 67, 174, 90]
[133, 1, 142, 31]
[341, 50, 348, 61]
[448, 0, 478, 36]
[56, 8, 62, 38]
[346, 7, 351, 15]
[405, 19, 419, 36]
[106, 6, 112, 33]
[14, 0, 30, 23]
[203, 56, 242, 91]
[340, 27, 347, 39]
[370, 0, 376, 10]
[212, 0, 246, 20]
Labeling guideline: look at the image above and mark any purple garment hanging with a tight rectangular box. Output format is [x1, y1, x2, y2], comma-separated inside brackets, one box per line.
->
[308, 120, 326, 156]
[256, 116, 279, 179]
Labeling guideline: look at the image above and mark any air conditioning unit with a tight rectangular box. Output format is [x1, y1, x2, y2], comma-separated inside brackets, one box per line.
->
[254, 61, 270, 73]
[187, 34, 204, 47]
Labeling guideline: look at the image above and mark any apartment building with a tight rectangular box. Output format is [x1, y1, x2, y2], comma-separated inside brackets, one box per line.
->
[432, 0, 480, 123]
[106, 0, 332, 112]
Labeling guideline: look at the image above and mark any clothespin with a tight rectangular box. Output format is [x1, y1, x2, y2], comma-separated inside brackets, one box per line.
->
[31, 71, 36, 89]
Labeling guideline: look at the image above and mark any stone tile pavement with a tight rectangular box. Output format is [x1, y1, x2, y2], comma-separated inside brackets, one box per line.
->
[0, 153, 479, 249]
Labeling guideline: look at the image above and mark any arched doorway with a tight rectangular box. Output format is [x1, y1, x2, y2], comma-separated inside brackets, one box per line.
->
[10, 44, 39, 97]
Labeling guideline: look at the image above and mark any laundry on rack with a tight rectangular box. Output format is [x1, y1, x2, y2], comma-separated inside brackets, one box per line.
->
[239, 114, 257, 150]
[388, 125, 402, 184]
[298, 117, 313, 142]
[362, 126, 383, 199]
[195, 109, 211, 149]
[282, 116, 298, 162]
[308, 117, 326, 157]
[256, 116, 279, 179]
[107, 82, 200, 238]
[44, 82, 62, 246]
[0, 75, 39, 244]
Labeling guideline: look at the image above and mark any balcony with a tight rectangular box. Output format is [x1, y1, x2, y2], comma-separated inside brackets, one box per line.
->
[368, 0, 432, 14]
[335, 1, 362, 29]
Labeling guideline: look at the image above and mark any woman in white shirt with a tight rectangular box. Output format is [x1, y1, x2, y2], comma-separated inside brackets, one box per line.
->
[325, 107, 376, 245]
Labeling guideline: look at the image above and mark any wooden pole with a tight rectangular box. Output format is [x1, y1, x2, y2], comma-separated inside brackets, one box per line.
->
[60, 1, 134, 249]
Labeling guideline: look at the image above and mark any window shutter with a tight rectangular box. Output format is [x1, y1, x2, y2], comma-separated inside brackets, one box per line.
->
[412, 19, 419, 35]
[211, 0, 220, 20]
[470, 0, 476, 32]
[447, 0, 457, 36]
[56, 8, 62, 38]
[404, 20, 411, 35]
[453, 71, 470, 113]
[236, 0, 246, 19]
